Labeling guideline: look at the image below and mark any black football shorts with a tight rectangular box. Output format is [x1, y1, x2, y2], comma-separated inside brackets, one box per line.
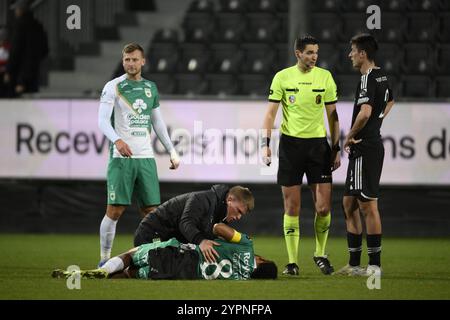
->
[344, 141, 385, 200]
[277, 134, 332, 186]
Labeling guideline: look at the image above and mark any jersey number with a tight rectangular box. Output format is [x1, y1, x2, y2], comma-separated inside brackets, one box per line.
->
[200, 259, 232, 279]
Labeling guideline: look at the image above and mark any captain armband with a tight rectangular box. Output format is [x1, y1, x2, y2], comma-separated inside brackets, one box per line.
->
[230, 231, 242, 243]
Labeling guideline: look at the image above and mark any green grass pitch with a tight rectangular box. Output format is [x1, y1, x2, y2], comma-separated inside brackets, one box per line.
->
[0, 234, 449, 300]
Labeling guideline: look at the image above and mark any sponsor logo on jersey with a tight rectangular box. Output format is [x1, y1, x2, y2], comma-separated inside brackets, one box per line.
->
[131, 131, 146, 137]
[127, 113, 150, 126]
[375, 76, 387, 82]
[132, 99, 147, 113]
[357, 97, 369, 105]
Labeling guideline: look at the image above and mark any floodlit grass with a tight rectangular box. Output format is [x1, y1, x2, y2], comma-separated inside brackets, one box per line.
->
[0, 234, 449, 299]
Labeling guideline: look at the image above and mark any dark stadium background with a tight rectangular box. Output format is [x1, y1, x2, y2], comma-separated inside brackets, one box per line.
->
[0, 0, 449, 237]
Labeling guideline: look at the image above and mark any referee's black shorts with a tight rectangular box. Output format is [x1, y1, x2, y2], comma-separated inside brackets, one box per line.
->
[277, 134, 332, 186]
[344, 141, 385, 200]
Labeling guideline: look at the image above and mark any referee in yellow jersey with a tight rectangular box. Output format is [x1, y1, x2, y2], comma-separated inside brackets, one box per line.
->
[261, 35, 341, 276]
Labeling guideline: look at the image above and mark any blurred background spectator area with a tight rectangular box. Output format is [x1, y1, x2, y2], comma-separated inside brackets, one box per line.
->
[0, 0, 448, 99]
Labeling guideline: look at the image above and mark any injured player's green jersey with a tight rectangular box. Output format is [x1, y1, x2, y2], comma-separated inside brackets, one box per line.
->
[195, 233, 256, 280]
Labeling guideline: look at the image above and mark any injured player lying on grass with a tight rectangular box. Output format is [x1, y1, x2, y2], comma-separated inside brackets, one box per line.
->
[52, 223, 277, 280]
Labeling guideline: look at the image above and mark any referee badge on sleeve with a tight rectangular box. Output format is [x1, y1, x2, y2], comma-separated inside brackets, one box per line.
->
[289, 95, 296, 103]
[316, 94, 322, 104]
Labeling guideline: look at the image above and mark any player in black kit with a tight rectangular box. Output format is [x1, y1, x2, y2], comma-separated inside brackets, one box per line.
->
[336, 34, 395, 276]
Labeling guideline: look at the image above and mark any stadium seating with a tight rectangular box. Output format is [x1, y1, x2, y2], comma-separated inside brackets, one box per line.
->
[302, 0, 447, 100]
[310, 0, 341, 12]
[276, 14, 288, 42]
[439, 13, 450, 43]
[238, 74, 271, 96]
[215, 13, 247, 43]
[341, 13, 372, 42]
[310, 13, 342, 43]
[37, 0, 449, 99]
[206, 74, 240, 96]
[337, 43, 355, 74]
[147, 43, 179, 74]
[405, 13, 437, 43]
[275, 43, 290, 71]
[317, 43, 340, 74]
[376, 43, 402, 76]
[437, 45, 450, 75]
[375, 13, 406, 43]
[141, 0, 289, 96]
[244, 13, 280, 43]
[187, 0, 215, 13]
[435, 77, 450, 98]
[210, 43, 243, 74]
[219, 0, 248, 13]
[247, 0, 279, 13]
[145, 73, 177, 94]
[175, 74, 208, 95]
[275, 0, 288, 12]
[335, 74, 359, 100]
[407, 0, 440, 12]
[151, 28, 179, 43]
[402, 76, 434, 98]
[379, 0, 408, 12]
[140, 0, 446, 99]
[439, 0, 450, 11]
[402, 43, 435, 75]
[341, 0, 380, 12]
[241, 43, 276, 74]
[182, 13, 216, 43]
[386, 75, 400, 100]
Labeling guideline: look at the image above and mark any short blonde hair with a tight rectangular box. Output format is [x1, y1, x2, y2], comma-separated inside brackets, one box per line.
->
[122, 43, 144, 57]
[229, 186, 255, 212]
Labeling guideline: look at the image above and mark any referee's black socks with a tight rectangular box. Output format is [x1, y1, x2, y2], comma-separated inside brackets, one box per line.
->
[347, 232, 363, 266]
